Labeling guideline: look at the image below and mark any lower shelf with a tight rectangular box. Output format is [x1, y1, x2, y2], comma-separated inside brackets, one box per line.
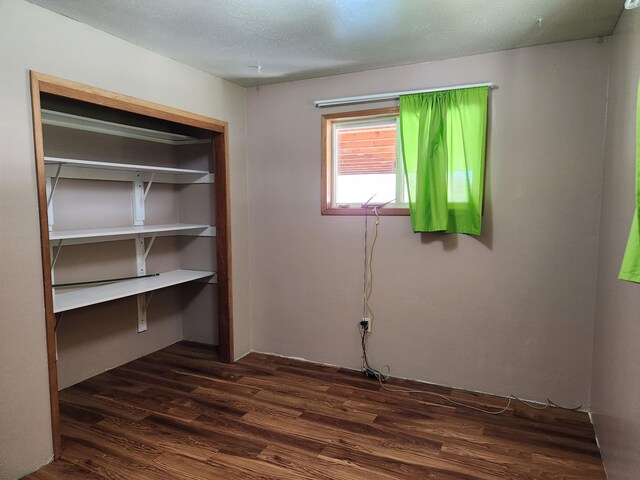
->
[53, 269, 215, 313]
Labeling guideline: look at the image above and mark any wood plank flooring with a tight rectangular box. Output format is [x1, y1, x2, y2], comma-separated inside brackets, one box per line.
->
[26, 342, 607, 479]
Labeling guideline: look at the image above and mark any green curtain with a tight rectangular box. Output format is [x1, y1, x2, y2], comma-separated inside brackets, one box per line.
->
[619, 80, 640, 283]
[399, 87, 488, 235]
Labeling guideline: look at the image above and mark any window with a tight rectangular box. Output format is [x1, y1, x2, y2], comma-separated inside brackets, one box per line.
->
[322, 107, 409, 215]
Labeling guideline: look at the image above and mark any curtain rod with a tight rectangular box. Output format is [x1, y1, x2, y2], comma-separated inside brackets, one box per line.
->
[314, 82, 494, 108]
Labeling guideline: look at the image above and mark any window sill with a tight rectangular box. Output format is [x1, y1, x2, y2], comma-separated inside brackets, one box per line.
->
[321, 207, 410, 216]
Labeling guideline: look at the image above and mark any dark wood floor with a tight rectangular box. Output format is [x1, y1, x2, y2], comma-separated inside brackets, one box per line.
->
[26, 342, 606, 479]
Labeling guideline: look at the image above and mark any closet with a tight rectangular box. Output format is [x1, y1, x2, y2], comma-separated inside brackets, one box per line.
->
[30, 72, 232, 456]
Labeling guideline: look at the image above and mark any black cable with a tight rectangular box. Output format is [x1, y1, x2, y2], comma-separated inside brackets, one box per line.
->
[53, 273, 159, 288]
[359, 322, 388, 381]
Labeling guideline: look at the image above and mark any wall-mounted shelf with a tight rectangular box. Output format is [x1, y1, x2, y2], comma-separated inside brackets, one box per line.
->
[42, 109, 211, 145]
[53, 269, 215, 313]
[44, 157, 213, 184]
[49, 223, 215, 246]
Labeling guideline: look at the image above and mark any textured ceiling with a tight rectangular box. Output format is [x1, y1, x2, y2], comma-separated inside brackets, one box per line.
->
[28, 0, 624, 87]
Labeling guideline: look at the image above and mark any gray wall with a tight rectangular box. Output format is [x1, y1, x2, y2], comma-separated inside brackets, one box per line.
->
[246, 38, 610, 408]
[2, 1, 636, 478]
[591, 6, 640, 480]
[0, 1, 250, 478]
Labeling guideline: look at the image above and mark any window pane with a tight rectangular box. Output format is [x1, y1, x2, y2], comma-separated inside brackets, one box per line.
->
[336, 173, 397, 204]
[334, 120, 398, 205]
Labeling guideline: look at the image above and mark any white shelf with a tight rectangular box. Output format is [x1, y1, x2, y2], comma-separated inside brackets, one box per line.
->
[44, 157, 213, 184]
[42, 109, 210, 145]
[45, 157, 207, 175]
[53, 269, 215, 313]
[50, 223, 215, 245]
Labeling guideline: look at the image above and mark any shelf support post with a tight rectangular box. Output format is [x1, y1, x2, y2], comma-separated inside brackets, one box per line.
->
[135, 234, 146, 277]
[134, 233, 148, 332]
[136, 294, 148, 333]
[133, 173, 145, 226]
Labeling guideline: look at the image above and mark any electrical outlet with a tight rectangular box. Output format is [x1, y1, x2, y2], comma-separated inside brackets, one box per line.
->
[362, 317, 372, 333]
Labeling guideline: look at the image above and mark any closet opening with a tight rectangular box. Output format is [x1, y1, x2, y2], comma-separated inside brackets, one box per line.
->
[29, 71, 233, 457]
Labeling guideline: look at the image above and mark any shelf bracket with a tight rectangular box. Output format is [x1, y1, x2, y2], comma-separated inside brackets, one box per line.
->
[143, 234, 157, 261]
[51, 240, 64, 271]
[143, 172, 155, 200]
[54, 312, 64, 331]
[47, 163, 63, 208]
[135, 290, 154, 333]
[145, 291, 154, 315]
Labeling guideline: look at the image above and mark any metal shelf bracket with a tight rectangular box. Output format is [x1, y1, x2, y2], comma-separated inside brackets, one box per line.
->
[47, 163, 63, 208]
[143, 235, 157, 261]
[51, 240, 64, 271]
[143, 172, 155, 200]
[144, 291, 154, 315]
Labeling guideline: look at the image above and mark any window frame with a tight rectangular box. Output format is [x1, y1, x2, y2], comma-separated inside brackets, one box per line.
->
[321, 107, 409, 216]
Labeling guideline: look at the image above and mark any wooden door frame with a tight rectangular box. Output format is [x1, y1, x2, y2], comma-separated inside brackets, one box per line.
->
[29, 71, 234, 457]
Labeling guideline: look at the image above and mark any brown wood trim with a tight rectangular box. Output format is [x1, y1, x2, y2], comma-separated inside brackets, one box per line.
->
[31, 72, 227, 133]
[320, 112, 332, 214]
[322, 207, 410, 216]
[29, 71, 62, 458]
[214, 131, 233, 362]
[321, 107, 403, 215]
[321, 106, 399, 121]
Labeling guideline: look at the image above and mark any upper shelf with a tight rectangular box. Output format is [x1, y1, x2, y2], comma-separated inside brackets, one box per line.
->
[44, 157, 213, 184]
[42, 109, 211, 145]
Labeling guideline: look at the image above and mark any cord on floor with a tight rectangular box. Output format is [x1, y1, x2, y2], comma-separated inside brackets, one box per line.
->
[358, 323, 582, 416]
